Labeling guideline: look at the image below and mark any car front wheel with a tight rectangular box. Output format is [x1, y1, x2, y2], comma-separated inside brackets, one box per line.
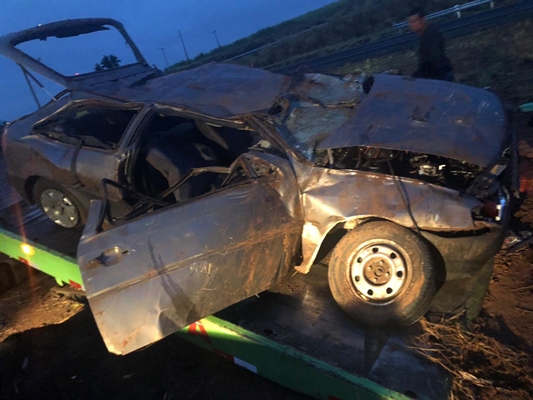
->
[328, 221, 437, 327]
[33, 179, 86, 229]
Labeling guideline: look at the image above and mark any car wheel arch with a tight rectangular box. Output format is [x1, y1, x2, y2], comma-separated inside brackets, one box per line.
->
[24, 175, 41, 203]
[297, 215, 448, 274]
[297, 216, 400, 274]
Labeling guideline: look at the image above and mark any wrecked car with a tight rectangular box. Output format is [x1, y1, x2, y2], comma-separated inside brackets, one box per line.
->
[0, 19, 518, 355]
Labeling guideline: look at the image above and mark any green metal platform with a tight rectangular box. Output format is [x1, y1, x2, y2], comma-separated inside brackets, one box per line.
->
[0, 154, 448, 400]
[0, 226, 409, 400]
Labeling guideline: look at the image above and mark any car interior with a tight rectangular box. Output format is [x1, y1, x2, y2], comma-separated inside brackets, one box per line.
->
[131, 112, 261, 205]
[33, 107, 137, 150]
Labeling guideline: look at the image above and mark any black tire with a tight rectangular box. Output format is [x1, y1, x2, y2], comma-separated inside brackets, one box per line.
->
[33, 178, 87, 228]
[328, 221, 437, 327]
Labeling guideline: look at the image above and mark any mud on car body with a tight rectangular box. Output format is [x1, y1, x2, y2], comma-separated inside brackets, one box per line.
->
[0, 18, 517, 354]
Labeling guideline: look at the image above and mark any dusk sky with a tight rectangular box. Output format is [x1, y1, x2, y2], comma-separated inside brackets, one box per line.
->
[0, 0, 337, 122]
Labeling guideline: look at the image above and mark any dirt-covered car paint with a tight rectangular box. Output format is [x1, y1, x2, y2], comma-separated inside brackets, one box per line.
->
[0, 18, 517, 354]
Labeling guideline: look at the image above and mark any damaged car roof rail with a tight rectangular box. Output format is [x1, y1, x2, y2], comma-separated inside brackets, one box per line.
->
[0, 18, 153, 91]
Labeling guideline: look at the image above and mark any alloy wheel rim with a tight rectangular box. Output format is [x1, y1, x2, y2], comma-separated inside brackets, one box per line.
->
[40, 188, 79, 228]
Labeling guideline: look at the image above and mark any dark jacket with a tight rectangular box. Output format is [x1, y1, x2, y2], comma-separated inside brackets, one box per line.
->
[413, 25, 453, 81]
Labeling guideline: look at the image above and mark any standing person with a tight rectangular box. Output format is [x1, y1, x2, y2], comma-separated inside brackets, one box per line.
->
[408, 7, 454, 81]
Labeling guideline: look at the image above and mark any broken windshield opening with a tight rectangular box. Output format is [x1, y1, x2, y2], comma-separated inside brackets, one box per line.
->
[273, 73, 367, 162]
[16, 26, 138, 77]
[275, 102, 355, 161]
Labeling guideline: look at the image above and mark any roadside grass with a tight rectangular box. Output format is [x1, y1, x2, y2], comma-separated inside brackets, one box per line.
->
[332, 19, 533, 106]
[410, 316, 533, 400]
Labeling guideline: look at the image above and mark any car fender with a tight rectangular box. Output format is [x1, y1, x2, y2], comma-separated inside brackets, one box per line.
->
[292, 163, 483, 273]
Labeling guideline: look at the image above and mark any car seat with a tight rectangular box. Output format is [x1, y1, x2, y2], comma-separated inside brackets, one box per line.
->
[142, 131, 219, 202]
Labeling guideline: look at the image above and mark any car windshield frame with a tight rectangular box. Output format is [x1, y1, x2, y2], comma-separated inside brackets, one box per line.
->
[270, 72, 368, 163]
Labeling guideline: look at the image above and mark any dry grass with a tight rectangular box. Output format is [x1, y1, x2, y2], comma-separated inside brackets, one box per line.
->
[408, 316, 533, 399]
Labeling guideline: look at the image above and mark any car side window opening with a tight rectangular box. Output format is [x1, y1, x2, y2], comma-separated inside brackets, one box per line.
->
[132, 112, 260, 205]
[33, 106, 137, 150]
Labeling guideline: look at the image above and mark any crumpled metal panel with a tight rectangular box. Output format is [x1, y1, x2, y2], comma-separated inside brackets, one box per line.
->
[111, 63, 289, 118]
[10, 137, 80, 187]
[291, 161, 482, 273]
[1, 18, 507, 157]
[4, 94, 141, 202]
[3, 95, 79, 189]
[316, 74, 507, 167]
[0, 18, 154, 91]
[78, 154, 302, 355]
[0, 19, 290, 119]
[273, 73, 365, 158]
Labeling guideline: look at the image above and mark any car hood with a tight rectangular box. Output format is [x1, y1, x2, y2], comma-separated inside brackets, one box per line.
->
[316, 74, 508, 167]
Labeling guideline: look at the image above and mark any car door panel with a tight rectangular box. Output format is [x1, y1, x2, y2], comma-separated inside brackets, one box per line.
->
[75, 150, 123, 196]
[78, 176, 302, 355]
[16, 136, 80, 186]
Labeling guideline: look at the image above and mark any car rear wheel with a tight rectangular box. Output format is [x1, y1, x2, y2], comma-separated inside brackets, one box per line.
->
[33, 179, 86, 228]
[328, 221, 437, 327]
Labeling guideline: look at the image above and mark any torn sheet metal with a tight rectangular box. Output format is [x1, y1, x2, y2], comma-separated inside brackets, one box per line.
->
[292, 162, 483, 273]
[0, 19, 288, 119]
[316, 74, 507, 167]
[78, 155, 302, 355]
[0, 18, 155, 91]
[298, 166, 481, 230]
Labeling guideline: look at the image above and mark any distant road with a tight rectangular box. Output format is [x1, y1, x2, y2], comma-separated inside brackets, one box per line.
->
[273, 0, 533, 74]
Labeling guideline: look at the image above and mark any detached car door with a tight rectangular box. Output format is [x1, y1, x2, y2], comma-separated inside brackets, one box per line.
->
[77, 155, 302, 355]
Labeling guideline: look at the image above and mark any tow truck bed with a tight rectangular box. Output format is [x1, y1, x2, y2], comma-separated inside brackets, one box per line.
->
[0, 154, 449, 400]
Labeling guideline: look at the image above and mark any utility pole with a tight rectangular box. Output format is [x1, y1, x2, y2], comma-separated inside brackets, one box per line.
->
[159, 47, 169, 68]
[178, 30, 190, 62]
[212, 30, 221, 48]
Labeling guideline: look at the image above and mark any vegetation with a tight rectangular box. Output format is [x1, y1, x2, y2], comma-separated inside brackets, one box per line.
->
[167, 0, 510, 72]
[411, 316, 533, 400]
[94, 55, 121, 71]
[334, 19, 533, 106]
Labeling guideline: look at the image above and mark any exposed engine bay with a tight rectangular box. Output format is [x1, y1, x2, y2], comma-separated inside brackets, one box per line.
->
[319, 146, 483, 190]
[317, 145, 513, 223]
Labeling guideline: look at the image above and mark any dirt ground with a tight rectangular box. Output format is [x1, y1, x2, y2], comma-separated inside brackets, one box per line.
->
[1, 20, 533, 400]
[487, 129, 533, 344]
[0, 271, 310, 400]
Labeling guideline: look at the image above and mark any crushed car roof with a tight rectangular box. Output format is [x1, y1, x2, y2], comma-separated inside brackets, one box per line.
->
[1, 18, 508, 167]
[0, 18, 156, 90]
[103, 63, 290, 118]
[0, 18, 289, 117]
